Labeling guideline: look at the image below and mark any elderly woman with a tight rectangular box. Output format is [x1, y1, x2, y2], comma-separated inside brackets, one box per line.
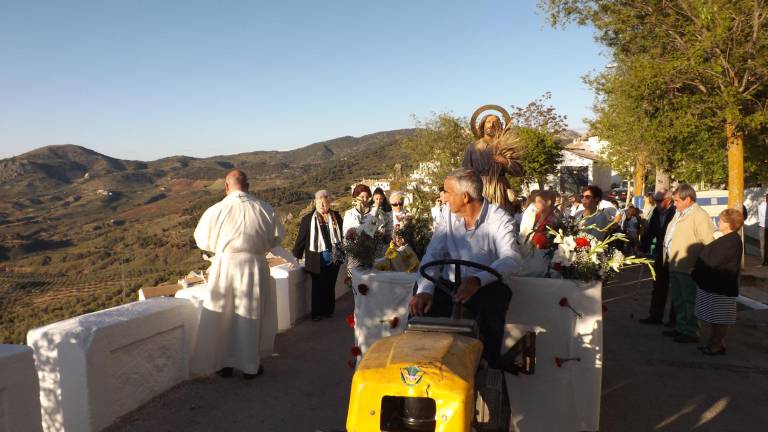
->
[293, 190, 344, 321]
[389, 191, 408, 231]
[692, 208, 744, 355]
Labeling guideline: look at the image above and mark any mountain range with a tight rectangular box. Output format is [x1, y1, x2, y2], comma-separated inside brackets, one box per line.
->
[0, 129, 413, 343]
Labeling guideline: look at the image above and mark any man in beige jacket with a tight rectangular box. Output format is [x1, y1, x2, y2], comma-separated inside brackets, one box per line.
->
[662, 184, 716, 343]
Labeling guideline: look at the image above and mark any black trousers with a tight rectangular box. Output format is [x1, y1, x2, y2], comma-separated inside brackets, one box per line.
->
[310, 264, 340, 317]
[648, 260, 675, 322]
[427, 281, 512, 368]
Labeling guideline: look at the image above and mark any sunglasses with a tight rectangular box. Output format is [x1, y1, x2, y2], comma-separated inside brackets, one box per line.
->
[581, 195, 593, 199]
[391, 202, 402, 206]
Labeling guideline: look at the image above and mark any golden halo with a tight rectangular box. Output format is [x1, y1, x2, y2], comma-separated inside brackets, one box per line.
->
[470, 104, 511, 139]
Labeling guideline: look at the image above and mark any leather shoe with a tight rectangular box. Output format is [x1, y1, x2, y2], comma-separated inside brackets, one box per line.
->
[673, 334, 700, 343]
[243, 366, 264, 380]
[639, 317, 663, 325]
[662, 330, 679, 337]
[216, 367, 233, 378]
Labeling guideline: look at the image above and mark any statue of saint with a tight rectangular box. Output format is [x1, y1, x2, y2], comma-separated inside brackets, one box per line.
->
[462, 105, 523, 212]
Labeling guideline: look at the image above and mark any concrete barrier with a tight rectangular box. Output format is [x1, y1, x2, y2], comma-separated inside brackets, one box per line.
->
[27, 298, 198, 432]
[0, 344, 43, 432]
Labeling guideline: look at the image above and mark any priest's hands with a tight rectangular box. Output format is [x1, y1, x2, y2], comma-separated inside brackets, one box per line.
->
[409, 293, 433, 316]
[454, 277, 481, 304]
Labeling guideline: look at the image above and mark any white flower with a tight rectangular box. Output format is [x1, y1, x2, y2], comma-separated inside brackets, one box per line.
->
[561, 236, 576, 252]
[608, 250, 625, 272]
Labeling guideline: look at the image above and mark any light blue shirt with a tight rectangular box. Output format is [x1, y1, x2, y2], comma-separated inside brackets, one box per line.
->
[416, 200, 521, 295]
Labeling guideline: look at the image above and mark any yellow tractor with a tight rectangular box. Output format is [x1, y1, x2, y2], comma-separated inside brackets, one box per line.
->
[346, 260, 535, 432]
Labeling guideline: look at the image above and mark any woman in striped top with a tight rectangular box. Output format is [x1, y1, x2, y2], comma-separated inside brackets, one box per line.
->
[692, 208, 744, 356]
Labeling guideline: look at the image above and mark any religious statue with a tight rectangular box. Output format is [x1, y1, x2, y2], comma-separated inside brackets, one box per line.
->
[462, 104, 523, 212]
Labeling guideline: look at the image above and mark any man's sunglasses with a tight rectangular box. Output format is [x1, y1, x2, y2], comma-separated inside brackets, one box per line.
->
[581, 194, 594, 199]
[391, 202, 402, 206]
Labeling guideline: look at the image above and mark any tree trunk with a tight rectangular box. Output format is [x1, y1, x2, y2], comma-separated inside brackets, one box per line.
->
[655, 166, 671, 192]
[633, 157, 645, 207]
[726, 121, 745, 210]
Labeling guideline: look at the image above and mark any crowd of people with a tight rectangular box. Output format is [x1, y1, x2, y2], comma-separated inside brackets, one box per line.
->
[190, 116, 750, 378]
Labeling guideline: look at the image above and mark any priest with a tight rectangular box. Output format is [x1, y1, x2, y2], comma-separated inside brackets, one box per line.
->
[193, 169, 285, 379]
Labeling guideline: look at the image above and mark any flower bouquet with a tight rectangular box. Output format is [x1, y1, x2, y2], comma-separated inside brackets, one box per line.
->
[547, 218, 654, 281]
[372, 214, 431, 272]
[343, 226, 388, 269]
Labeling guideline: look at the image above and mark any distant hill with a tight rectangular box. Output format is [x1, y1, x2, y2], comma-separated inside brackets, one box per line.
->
[0, 129, 415, 343]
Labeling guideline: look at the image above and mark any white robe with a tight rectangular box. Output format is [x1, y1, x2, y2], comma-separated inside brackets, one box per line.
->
[193, 191, 284, 374]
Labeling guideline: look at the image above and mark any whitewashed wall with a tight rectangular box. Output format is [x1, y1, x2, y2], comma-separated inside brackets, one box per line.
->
[27, 298, 197, 432]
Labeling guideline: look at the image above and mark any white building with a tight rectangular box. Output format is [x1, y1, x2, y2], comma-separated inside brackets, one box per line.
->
[526, 136, 621, 194]
[350, 178, 392, 194]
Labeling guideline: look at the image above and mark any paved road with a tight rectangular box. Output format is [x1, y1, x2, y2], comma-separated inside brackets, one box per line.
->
[109, 267, 768, 432]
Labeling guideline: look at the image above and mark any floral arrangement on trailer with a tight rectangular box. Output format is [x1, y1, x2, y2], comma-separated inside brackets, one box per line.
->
[343, 213, 433, 273]
[547, 217, 655, 281]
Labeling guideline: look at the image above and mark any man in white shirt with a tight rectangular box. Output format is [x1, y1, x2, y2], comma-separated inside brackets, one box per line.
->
[759, 193, 768, 266]
[194, 170, 285, 379]
[410, 168, 521, 366]
[430, 187, 446, 224]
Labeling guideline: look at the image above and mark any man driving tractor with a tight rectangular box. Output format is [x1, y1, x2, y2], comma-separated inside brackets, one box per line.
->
[409, 168, 522, 367]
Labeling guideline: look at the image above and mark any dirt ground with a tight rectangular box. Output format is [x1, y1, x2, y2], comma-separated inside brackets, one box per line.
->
[109, 267, 768, 432]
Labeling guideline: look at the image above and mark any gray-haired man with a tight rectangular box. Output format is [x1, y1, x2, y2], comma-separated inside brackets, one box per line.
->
[410, 168, 521, 366]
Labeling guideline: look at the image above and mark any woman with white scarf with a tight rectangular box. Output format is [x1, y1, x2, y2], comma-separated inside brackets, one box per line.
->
[292, 190, 344, 321]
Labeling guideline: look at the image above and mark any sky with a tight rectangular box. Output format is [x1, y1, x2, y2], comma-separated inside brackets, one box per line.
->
[0, 1, 607, 161]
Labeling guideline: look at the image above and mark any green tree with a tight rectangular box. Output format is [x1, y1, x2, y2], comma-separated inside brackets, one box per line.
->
[509, 93, 567, 189]
[540, 0, 768, 202]
[400, 113, 471, 215]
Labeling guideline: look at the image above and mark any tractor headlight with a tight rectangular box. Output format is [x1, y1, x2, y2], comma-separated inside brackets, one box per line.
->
[380, 396, 436, 431]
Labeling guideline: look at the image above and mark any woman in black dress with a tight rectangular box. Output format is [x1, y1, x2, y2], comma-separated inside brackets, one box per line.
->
[292, 190, 344, 321]
[692, 208, 744, 355]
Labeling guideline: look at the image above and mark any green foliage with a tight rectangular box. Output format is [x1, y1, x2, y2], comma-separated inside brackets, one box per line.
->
[540, 0, 768, 185]
[516, 127, 564, 189]
[401, 113, 471, 215]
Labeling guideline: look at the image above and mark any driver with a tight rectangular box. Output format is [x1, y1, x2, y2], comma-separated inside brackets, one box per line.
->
[409, 168, 521, 367]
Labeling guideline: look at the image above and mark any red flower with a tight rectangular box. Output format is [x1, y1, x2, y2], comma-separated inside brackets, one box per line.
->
[389, 316, 399, 329]
[344, 276, 352, 286]
[347, 360, 356, 369]
[559, 297, 583, 319]
[346, 314, 356, 328]
[351, 346, 362, 357]
[357, 284, 369, 295]
[345, 228, 358, 241]
[575, 237, 590, 249]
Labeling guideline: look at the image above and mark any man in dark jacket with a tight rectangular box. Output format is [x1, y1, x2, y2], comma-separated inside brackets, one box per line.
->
[638, 190, 676, 325]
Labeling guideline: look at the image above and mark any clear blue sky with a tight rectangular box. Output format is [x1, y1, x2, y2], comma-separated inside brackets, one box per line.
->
[0, 1, 606, 161]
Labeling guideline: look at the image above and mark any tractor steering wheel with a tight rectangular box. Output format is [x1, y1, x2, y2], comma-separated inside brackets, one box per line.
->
[419, 259, 503, 319]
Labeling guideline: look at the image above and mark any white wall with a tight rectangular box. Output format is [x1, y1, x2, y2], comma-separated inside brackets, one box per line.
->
[0, 345, 43, 432]
[27, 298, 197, 432]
